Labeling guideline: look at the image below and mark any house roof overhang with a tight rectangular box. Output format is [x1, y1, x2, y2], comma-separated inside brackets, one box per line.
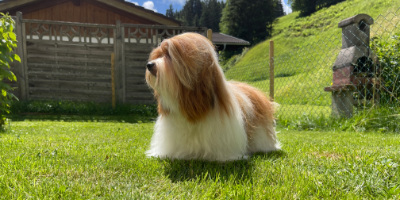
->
[212, 32, 250, 46]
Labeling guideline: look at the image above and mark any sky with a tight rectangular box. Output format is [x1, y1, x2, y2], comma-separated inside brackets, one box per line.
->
[125, 0, 292, 16]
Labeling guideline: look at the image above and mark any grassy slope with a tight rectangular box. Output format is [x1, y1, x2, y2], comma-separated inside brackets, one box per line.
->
[1, 121, 399, 199]
[223, 0, 400, 119]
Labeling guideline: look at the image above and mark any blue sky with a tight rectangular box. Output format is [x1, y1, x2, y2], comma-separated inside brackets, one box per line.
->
[125, 0, 292, 16]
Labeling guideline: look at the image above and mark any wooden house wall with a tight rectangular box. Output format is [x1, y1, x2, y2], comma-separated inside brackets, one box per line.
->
[10, 0, 159, 25]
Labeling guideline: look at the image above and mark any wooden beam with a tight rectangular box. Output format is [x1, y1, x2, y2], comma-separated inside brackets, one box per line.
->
[207, 29, 212, 42]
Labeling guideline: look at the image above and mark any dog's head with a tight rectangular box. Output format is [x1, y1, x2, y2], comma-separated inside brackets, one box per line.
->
[145, 33, 231, 122]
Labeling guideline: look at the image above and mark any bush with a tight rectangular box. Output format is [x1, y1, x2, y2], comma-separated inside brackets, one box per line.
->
[371, 32, 400, 105]
[10, 100, 158, 117]
[0, 13, 19, 130]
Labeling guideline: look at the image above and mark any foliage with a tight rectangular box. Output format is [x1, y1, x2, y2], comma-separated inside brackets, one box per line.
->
[289, 0, 346, 16]
[169, 0, 225, 32]
[220, 47, 249, 72]
[199, 0, 224, 32]
[371, 32, 400, 105]
[290, 0, 317, 16]
[182, 0, 203, 27]
[0, 13, 19, 130]
[279, 106, 400, 132]
[10, 100, 158, 117]
[165, 4, 175, 18]
[219, 0, 284, 44]
[1, 121, 400, 198]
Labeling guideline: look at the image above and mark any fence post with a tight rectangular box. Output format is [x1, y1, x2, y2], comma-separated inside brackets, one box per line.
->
[269, 40, 274, 101]
[207, 29, 212, 42]
[114, 20, 125, 103]
[111, 53, 116, 109]
[15, 12, 28, 101]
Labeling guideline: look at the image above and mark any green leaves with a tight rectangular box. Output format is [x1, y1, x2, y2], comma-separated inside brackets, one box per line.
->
[220, 0, 284, 44]
[371, 32, 400, 105]
[0, 12, 19, 129]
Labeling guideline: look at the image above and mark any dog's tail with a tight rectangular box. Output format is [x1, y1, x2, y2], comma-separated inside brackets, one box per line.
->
[271, 102, 280, 112]
[271, 102, 280, 127]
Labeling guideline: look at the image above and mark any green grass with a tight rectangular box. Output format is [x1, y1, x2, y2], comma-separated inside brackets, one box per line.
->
[1, 119, 400, 199]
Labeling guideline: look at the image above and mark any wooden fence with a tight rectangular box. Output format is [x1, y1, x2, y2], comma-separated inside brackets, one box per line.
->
[10, 12, 207, 104]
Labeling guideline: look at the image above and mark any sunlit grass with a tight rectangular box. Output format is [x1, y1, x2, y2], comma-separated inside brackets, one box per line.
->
[1, 120, 399, 199]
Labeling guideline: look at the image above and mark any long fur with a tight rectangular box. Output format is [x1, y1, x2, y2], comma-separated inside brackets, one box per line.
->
[145, 33, 280, 161]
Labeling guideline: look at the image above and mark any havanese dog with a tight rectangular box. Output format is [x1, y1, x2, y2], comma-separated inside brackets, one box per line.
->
[145, 32, 280, 161]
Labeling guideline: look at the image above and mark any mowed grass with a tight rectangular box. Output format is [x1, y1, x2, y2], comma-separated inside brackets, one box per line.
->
[1, 119, 400, 199]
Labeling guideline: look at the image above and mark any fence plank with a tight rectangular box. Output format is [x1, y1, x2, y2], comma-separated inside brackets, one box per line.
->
[111, 53, 116, 109]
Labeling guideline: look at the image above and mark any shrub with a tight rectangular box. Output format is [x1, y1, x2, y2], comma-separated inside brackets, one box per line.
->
[0, 13, 20, 130]
[10, 100, 158, 117]
[371, 32, 400, 105]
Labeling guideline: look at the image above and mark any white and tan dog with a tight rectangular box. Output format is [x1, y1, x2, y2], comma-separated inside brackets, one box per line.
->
[145, 33, 280, 161]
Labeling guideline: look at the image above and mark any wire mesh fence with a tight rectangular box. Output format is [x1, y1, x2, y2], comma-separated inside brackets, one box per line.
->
[224, 7, 400, 122]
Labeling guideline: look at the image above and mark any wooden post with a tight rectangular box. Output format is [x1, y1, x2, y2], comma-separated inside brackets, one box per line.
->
[111, 53, 116, 109]
[269, 40, 274, 101]
[15, 12, 28, 100]
[207, 29, 213, 42]
[114, 20, 125, 103]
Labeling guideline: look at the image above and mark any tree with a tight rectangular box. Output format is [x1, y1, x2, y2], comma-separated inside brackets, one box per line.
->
[274, 0, 285, 18]
[200, 0, 225, 32]
[220, 0, 283, 44]
[181, 0, 203, 26]
[172, 0, 225, 31]
[166, 4, 174, 18]
[290, 0, 317, 16]
[290, 0, 345, 16]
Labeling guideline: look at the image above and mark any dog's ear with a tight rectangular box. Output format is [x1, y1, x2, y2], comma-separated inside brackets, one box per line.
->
[164, 38, 198, 89]
[178, 63, 233, 123]
[165, 33, 232, 122]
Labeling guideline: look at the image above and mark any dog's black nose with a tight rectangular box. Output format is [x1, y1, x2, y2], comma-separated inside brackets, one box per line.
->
[147, 62, 155, 70]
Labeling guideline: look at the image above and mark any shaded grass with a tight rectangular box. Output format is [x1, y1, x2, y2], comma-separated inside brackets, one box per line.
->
[8, 100, 158, 123]
[1, 120, 400, 199]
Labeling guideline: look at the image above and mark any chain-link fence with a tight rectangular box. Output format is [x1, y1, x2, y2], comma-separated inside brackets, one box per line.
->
[224, 7, 400, 123]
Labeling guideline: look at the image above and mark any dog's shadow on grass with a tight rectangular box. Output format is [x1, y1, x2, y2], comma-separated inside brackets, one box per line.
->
[162, 150, 286, 183]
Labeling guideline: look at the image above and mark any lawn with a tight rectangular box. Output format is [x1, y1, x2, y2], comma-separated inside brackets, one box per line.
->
[1, 118, 399, 199]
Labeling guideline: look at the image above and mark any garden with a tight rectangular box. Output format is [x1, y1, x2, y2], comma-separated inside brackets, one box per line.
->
[1, 2, 400, 198]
